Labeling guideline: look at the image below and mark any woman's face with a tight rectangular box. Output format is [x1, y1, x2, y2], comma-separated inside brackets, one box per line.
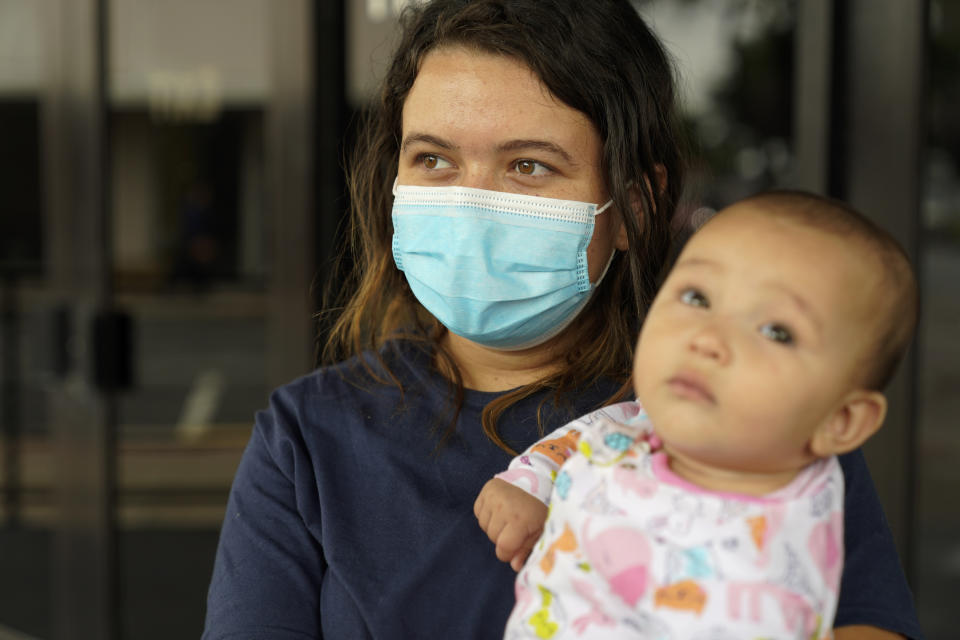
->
[397, 46, 627, 283]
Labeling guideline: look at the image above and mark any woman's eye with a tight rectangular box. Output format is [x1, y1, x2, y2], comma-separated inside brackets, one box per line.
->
[759, 323, 794, 345]
[420, 154, 452, 170]
[680, 288, 709, 308]
[514, 159, 552, 176]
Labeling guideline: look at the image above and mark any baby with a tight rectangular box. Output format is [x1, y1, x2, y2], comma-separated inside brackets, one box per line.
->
[474, 190, 918, 639]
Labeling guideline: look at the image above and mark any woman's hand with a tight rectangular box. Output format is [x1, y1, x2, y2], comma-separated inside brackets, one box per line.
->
[474, 478, 549, 571]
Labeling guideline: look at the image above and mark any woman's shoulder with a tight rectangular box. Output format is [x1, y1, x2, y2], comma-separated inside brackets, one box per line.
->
[272, 338, 432, 404]
[258, 339, 437, 440]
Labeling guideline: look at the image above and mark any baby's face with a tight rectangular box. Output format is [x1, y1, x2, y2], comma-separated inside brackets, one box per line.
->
[633, 204, 881, 475]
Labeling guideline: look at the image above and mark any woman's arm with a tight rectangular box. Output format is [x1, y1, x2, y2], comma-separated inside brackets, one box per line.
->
[202, 393, 325, 639]
[835, 626, 904, 639]
[834, 450, 925, 639]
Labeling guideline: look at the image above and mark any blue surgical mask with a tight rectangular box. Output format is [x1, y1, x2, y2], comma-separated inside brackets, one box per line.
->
[391, 183, 614, 350]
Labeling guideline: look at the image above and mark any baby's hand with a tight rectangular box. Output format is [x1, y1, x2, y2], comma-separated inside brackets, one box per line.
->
[473, 478, 548, 572]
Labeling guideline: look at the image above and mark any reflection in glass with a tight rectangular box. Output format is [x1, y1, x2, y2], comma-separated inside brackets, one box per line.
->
[637, 0, 794, 219]
[0, 0, 53, 636]
[106, 1, 275, 637]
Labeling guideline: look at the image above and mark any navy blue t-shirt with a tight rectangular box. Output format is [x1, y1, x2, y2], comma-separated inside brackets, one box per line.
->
[202, 340, 924, 639]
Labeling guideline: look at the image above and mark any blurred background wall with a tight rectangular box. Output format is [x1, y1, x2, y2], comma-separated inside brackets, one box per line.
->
[0, 0, 955, 638]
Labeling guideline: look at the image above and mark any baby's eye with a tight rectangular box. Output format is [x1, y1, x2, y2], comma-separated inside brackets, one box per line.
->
[680, 288, 709, 308]
[420, 154, 452, 170]
[513, 159, 552, 176]
[759, 323, 794, 345]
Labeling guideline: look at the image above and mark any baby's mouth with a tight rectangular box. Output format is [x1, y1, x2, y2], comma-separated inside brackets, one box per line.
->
[666, 371, 716, 404]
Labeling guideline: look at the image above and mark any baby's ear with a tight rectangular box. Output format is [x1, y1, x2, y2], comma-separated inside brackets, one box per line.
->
[810, 390, 887, 457]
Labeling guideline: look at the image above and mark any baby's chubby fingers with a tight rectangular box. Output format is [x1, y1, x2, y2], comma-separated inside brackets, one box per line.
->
[473, 489, 491, 531]
[495, 521, 541, 564]
[474, 477, 548, 563]
[510, 544, 536, 572]
[473, 480, 506, 540]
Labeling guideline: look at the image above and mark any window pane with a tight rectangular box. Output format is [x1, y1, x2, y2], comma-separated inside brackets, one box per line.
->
[0, 0, 53, 636]
[636, 0, 795, 222]
[917, 1, 960, 635]
[106, 1, 274, 637]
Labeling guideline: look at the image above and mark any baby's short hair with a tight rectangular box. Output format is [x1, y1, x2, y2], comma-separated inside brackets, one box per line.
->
[732, 190, 919, 391]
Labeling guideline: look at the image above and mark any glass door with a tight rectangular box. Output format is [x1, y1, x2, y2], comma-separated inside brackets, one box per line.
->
[0, 1, 64, 636]
[0, 1, 321, 637]
[108, 1, 316, 638]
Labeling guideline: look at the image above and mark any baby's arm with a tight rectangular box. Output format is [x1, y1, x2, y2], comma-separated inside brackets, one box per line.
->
[475, 402, 645, 570]
[473, 414, 588, 570]
[474, 478, 548, 571]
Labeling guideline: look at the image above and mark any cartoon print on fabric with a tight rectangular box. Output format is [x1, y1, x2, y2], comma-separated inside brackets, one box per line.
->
[726, 581, 819, 636]
[688, 628, 741, 640]
[575, 410, 646, 467]
[778, 543, 819, 604]
[612, 460, 658, 499]
[539, 523, 578, 575]
[809, 475, 839, 518]
[498, 467, 543, 495]
[580, 517, 652, 607]
[664, 493, 704, 537]
[653, 579, 708, 615]
[500, 404, 848, 637]
[521, 584, 566, 640]
[620, 611, 675, 640]
[746, 515, 767, 552]
[569, 578, 616, 634]
[513, 571, 536, 628]
[579, 480, 625, 517]
[531, 432, 581, 466]
[806, 475, 844, 593]
[748, 504, 787, 568]
[554, 470, 573, 500]
[663, 543, 721, 584]
[715, 499, 750, 526]
[807, 510, 843, 593]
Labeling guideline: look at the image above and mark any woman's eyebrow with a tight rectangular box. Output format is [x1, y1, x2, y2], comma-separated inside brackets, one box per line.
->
[401, 132, 458, 152]
[496, 139, 576, 165]
[400, 134, 577, 166]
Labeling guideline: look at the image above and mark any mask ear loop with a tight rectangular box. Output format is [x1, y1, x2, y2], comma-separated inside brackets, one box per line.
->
[589, 197, 617, 286]
[595, 199, 614, 215]
[392, 177, 399, 196]
[591, 246, 617, 286]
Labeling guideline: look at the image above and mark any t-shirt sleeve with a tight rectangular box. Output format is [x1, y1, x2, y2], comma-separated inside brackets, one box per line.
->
[202, 387, 325, 640]
[835, 449, 925, 639]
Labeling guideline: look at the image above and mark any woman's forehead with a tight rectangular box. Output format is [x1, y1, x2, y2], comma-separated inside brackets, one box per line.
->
[400, 47, 600, 154]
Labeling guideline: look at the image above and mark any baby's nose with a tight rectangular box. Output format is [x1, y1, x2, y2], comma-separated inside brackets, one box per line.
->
[688, 325, 730, 364]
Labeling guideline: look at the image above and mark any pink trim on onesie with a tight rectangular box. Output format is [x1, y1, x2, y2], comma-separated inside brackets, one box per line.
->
[649, 451, 829, 505]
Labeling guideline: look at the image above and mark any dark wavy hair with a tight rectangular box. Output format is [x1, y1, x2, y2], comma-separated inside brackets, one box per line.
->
[322, 0, 686, 453]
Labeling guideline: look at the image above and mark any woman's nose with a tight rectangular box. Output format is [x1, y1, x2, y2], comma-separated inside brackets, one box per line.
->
[459, 165, 498, 191]
[688, 325, 730, 364]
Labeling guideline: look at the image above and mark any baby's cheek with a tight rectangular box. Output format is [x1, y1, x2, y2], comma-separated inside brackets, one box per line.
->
[631, 362, 652, 400]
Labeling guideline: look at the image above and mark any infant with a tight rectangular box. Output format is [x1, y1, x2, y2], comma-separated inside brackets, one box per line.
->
[474, 190, 918, 638]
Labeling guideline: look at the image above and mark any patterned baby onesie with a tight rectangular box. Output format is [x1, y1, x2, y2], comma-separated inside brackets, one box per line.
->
[498, 401, 843, 640]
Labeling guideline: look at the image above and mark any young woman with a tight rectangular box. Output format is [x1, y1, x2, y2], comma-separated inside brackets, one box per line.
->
[202, 1, 923, 638]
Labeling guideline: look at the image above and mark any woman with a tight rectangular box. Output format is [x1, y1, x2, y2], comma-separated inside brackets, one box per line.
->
[203, 1, 923, 638]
